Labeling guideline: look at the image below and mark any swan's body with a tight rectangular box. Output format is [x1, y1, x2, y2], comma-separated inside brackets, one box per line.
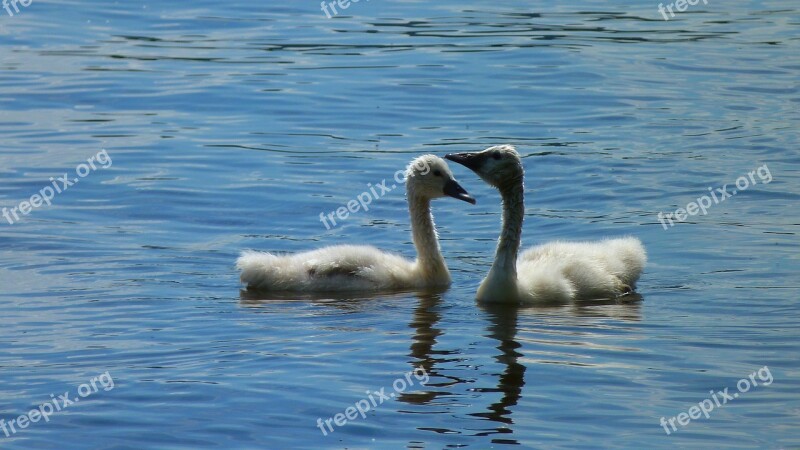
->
[446, 145, 646, 303]
[237, 155, 475, 292]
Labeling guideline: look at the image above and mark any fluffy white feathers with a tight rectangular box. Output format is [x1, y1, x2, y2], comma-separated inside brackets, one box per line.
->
[237, 155, 475, 292]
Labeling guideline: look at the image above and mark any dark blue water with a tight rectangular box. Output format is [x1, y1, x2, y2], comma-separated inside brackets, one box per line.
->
[1, 1, 798, 448]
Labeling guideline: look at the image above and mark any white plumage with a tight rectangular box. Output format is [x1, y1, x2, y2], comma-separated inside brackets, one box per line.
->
[237, 155, 475, 292]
[516, 237, 647, 302]
[446, 145, 646, 303]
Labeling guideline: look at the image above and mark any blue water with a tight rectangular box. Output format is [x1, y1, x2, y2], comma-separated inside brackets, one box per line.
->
[1, 1, 799, 448]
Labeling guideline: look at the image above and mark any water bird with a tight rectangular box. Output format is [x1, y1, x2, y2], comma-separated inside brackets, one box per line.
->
[446, 145, 646, 303]
[237, 155, 475, 292]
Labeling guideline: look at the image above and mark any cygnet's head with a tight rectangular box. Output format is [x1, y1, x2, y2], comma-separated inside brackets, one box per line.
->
[445, 145, 523, 190]
[405, 155, 476, 204]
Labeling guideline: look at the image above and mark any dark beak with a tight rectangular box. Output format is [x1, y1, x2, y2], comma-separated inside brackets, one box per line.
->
[445, 152, 486, 173]
[443, 179, 476, 204]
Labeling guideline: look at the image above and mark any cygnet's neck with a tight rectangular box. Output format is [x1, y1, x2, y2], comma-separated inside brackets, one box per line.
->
[408, 194, 449, 282]
[492, 178, 525, 278]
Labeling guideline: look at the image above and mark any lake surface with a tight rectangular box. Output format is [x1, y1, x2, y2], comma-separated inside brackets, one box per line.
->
[1, 1, 798, 448]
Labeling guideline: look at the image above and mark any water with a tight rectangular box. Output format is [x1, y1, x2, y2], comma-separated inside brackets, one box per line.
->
[1, 1, 798, 448]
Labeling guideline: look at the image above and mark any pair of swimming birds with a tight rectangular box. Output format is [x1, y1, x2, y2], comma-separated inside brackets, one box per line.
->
[237, 145, 646, 303]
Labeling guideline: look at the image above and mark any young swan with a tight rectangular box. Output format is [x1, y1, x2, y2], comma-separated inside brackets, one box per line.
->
[237, 155, 476, 292]
[446, 145, 646, 303]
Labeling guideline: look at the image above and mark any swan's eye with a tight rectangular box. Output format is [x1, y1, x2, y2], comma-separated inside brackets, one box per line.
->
[492, 152, 501, 160]
[433, 170, 442, 177]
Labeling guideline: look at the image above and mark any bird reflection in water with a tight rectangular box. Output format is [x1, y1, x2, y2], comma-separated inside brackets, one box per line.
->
[239, 287, 642, 444]
[467, 295, 643, 444]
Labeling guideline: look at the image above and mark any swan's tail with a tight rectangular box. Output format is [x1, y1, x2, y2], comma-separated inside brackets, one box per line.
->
[236, 250, 300, 290]
[606, 237, 647, 287]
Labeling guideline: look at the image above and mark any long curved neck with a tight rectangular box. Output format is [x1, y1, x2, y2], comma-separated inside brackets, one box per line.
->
[492, 180, 524, 277]
[408, 195, 448, 279]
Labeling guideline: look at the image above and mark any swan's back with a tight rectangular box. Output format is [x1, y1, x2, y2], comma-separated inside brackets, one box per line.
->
[518, 237, 646, 300]
[237, 245, 417, 292]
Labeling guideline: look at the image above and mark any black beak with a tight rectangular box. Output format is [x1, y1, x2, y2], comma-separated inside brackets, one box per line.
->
[443, 178, 476, 204]
[445, 152, 486, 173]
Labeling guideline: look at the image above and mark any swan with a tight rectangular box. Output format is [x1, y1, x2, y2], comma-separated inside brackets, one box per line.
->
[445, 145, 646, 303]
[237, 155, 476, 292]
